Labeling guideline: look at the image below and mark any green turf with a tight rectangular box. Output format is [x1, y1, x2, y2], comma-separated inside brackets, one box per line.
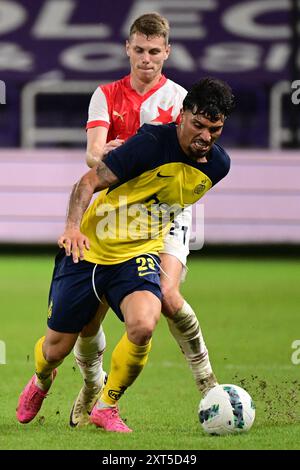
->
[0, 254, 300, 450]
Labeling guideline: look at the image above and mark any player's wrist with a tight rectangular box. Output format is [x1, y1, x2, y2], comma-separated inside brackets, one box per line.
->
[65, 222, 81, 232]
[86, 151, 103, 168]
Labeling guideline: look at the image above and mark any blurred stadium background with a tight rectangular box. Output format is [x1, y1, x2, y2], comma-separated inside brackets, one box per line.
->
[0, 0, 300, 450]
[0, 0, 299, 245]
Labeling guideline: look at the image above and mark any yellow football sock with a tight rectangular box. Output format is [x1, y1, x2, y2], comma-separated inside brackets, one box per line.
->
[34, 336, 63, 388]
[100, 333, 152, 406]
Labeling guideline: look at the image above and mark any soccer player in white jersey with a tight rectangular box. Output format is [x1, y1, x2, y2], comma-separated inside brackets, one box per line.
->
[70, 12, 218, 427]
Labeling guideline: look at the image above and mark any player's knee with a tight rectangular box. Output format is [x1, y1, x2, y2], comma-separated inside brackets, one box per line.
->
[43, 345, 68, 363]
[127, 318, 156, 344]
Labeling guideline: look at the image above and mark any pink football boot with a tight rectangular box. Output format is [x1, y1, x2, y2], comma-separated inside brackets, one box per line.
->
[16, 370, 57, 424]
[90, 406, 132, 433]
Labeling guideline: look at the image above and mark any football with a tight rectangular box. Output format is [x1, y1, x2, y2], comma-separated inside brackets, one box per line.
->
[198, 384, 255, 435]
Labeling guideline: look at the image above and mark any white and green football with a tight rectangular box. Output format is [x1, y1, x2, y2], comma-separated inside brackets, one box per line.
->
[199, 384, 256, 435]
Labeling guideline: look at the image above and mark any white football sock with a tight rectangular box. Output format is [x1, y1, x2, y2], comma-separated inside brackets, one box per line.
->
[74, 326, 106, 388]
[167, 301, 217, 395]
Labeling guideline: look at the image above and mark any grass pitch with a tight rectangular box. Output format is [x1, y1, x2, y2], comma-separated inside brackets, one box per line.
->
[0, 254, 299, 450]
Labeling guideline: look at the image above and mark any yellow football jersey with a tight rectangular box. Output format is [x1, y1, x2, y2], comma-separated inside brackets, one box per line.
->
[81, 124, 230, 264]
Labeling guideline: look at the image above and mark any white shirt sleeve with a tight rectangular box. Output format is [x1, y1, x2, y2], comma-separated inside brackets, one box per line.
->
[86, 87, 110, 128]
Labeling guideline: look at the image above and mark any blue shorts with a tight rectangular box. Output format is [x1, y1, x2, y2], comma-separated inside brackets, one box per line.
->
[47, 249, 161, 333]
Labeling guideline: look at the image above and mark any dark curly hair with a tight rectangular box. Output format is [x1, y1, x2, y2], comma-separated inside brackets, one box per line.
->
[183, 77, 235, 121]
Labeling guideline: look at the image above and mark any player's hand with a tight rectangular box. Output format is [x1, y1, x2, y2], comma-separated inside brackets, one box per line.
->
[103, 138, 124, 156]
[58, 228, 90, 263]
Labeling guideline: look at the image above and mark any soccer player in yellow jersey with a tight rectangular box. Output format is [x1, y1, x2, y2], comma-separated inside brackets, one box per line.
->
[70, 12, 218, 428]
[16, 78, 234, 432]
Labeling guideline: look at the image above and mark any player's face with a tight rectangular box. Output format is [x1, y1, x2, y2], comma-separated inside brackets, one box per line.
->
[178, 110, 225, 161]
[126, 33, 170, 83]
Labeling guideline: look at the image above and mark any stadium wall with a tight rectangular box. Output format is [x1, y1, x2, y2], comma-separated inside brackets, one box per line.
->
[0, 149, 299, 245]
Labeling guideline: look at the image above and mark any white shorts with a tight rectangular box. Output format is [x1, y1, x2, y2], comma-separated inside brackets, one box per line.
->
[160, 206, 192, 271]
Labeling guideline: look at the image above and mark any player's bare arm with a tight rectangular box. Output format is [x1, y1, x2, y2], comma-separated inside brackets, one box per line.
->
[86, 127, 124, 168]
[58, 162, 119, 262]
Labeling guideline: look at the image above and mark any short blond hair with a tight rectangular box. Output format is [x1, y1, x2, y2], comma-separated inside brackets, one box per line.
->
[129, 12, 170, 44]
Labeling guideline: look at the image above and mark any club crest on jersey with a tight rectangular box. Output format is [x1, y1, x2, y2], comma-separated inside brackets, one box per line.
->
[194, 178, 208, 194]
[151, 105, 174, 124]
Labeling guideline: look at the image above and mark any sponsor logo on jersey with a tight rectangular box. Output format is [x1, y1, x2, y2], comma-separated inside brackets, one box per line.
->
[48, 299, 53, 319]
[113, 110, 126, 122]
[157, 171, 173, 178]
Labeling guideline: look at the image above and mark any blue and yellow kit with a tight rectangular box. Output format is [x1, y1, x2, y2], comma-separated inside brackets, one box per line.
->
[81, 123, 230, 265]
[48, 123, 230, 330]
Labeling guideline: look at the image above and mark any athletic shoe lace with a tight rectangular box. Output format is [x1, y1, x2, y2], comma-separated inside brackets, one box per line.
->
[110, 407, 128, 429]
